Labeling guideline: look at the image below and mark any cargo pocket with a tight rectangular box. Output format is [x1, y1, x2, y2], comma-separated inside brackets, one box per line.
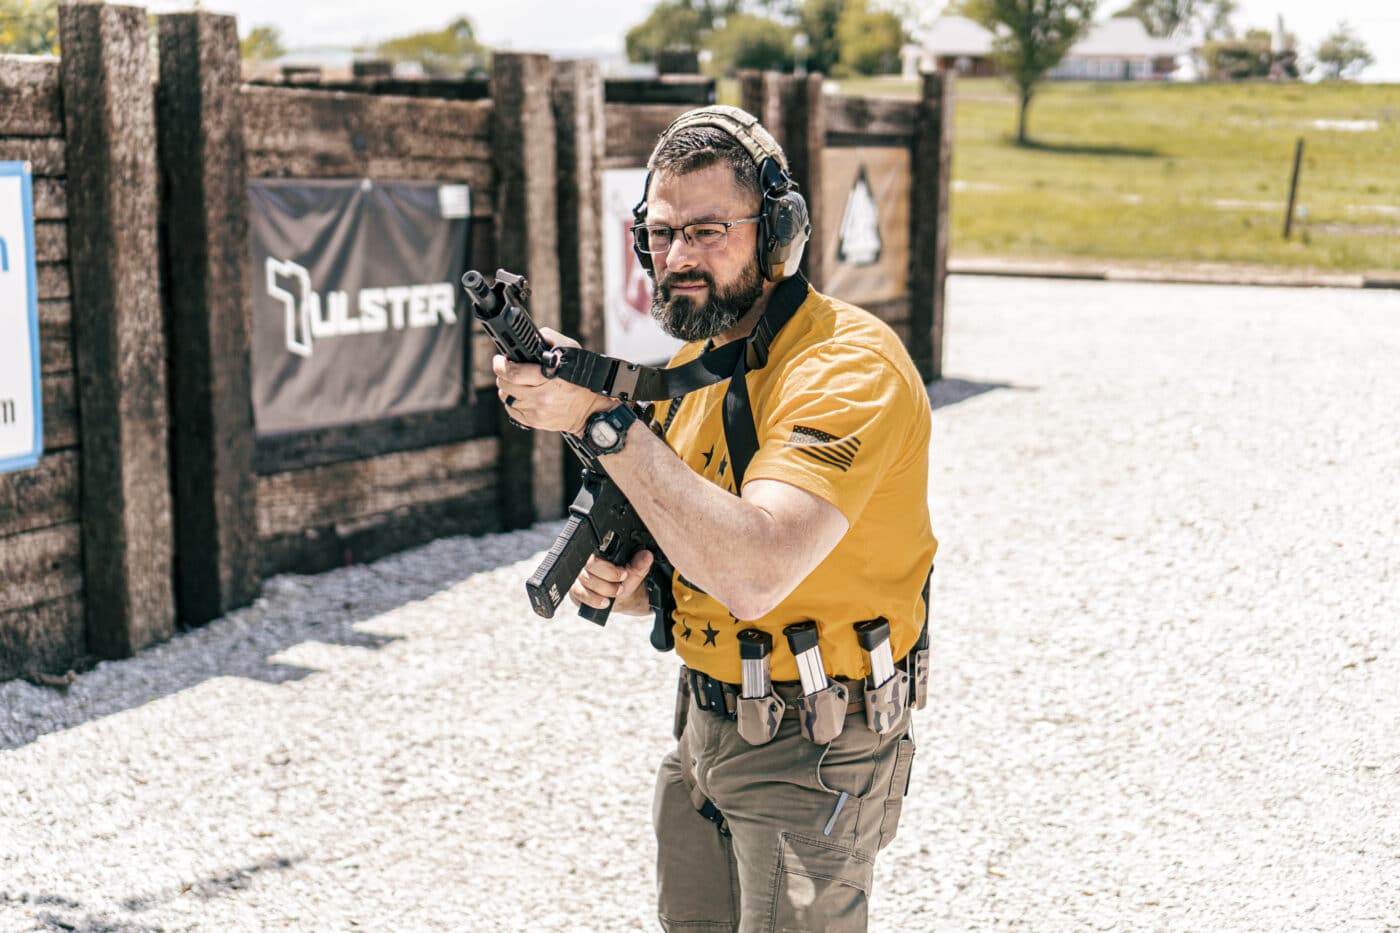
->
[877, 735, 916, 850]
[771, 831, 873, 933]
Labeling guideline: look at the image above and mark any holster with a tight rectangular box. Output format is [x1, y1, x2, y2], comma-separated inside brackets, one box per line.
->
[795, 681, 848, 746]
[863, 669, 910, 735]
[736, 693, 785, 746]
[673, 667, 691, 740]
[911, 646, 930, 710]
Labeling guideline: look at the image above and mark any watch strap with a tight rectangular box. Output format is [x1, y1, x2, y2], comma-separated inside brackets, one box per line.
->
[582, 403, 639, 457]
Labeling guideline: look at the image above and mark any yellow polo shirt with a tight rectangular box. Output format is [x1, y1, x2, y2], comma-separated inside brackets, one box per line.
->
[657, 286, 937, 683]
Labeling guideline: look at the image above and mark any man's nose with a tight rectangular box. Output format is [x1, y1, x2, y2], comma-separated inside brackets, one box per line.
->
[664, 233, 699, 273]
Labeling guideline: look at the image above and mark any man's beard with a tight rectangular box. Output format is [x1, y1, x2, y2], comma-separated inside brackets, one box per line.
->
[651, 263, 765, 342]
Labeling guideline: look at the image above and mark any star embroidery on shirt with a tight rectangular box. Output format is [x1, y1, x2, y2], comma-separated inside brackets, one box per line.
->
[717, 456, 728, 477]
[702, 623, 719, 646]
[701, 445, 714, 468]
[680, 622, 693, 641]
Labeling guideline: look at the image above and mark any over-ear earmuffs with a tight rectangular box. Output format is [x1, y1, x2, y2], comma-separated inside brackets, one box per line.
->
[632, 105, 812, 283]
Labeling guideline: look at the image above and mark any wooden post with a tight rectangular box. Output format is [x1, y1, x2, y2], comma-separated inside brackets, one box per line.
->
[552, 60, 605, 504]
[909, 71, 953, 383]
[738, 71, 765, 125]
[780, 74, 826, 289]
[552, 59, 606, 354]
[58, 1, 175, 657]
[1283, 137, 1304, 239]
[155, 11, 261, 626]
[738, 72, 827, 287]
[492, 52, 564, 527]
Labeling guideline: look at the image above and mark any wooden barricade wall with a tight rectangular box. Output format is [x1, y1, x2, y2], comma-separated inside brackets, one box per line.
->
[0, 57, 84, 681]
[154, 20, 565, 596]
[240, 84, 505, 575]
[1, 3, 177, 680]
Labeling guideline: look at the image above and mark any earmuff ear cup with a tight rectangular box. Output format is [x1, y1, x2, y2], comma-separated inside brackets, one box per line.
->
[755, 158, 811, 282]
[633, 180, 654, 277]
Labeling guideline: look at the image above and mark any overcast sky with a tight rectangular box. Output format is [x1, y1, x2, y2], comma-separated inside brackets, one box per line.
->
[151, 0, 1400, 81]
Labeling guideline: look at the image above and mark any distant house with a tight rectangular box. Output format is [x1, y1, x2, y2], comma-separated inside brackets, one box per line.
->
[903, 15, 1186, 81]
[900, 16, 998, 80]
[1049, 18, 1186, 80]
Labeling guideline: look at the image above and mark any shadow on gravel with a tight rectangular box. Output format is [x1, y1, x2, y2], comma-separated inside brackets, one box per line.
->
[928, 377, 1033, 410]
[6, 855, 302, 931]
[0, 524, 559, 752]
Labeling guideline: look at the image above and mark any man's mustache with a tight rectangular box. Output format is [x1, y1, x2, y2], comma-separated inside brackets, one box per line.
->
[659, 272, 712, 291]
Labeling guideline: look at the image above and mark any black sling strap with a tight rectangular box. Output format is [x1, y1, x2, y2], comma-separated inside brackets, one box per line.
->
[720, 274, 807, 489]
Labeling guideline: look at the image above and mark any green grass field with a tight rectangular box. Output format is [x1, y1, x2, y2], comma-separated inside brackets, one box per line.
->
[792, 77, 1400, 273]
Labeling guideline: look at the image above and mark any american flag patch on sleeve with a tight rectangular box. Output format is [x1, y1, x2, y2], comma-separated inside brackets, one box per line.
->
[786, 425, 862, 472]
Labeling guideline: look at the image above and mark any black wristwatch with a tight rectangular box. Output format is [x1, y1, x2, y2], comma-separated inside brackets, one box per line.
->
[580, 403, 640, 457]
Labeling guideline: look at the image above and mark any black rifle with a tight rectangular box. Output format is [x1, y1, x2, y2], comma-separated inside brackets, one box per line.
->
[462, 268, 676, 651]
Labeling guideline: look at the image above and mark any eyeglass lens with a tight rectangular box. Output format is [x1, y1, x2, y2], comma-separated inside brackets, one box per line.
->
[634, 223, 730, 254]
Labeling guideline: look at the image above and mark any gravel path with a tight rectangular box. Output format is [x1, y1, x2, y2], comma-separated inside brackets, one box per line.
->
[2, 276, 1397, 932]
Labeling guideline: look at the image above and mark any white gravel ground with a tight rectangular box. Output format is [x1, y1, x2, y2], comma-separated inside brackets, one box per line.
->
[2, 275, 1397, 932]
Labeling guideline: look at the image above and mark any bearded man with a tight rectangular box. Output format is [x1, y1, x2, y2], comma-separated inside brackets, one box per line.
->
[494, 106, 937, 932]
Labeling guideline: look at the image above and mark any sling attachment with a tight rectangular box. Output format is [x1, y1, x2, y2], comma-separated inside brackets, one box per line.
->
[548, 339, 742, 401]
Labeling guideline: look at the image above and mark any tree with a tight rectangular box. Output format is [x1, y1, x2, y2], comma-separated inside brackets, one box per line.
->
[239, 25, 285, 62]
[0, 0, 59, 55]
[1196, 0, 1236, 40]
[626, 2, 708, 61]
[1201, 33, 1270, 79]
[704, 12, 795, 73]
[625, 0, 747, 62]
[1111, 0, 1195, 38]
[834, 0, 905, 75]
[796, 0, 844, 75]
[963, 0, 1098, 145]
[377, 16, 487, 76]
[1313, 22, 1374, 80]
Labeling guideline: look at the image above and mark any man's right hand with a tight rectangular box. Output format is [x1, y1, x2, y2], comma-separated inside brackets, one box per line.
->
[570, 550, 655, 616]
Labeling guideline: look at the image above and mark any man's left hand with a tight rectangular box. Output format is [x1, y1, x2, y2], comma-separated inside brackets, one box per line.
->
[493, 327, 612, 436]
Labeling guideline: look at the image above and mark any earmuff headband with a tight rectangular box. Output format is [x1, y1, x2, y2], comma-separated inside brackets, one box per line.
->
[648, 106, 791, 176]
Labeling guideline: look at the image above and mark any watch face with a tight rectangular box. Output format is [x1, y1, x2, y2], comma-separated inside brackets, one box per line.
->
[590, 421, 621, 449]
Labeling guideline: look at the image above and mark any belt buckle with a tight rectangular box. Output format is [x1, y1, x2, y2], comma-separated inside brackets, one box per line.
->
[689, 670, 730, 716]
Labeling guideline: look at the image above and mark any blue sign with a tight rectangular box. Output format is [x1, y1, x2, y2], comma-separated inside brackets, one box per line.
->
[0, 160, 43, 474]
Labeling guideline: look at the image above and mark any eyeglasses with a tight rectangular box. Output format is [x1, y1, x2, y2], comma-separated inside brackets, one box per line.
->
[631, 216, 761, 255]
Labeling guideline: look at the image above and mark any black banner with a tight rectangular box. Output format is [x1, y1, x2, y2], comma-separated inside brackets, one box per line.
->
[248, 179, 471, 436]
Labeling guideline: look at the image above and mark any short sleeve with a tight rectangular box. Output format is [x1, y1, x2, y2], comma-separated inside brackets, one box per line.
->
[742, 343, 914, 523]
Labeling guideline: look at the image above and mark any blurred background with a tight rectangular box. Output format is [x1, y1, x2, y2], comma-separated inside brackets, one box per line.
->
[6, 0, 1390, 276]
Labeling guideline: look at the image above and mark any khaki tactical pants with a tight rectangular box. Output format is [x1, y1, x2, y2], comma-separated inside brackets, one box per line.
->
[654, 684, 916, 932]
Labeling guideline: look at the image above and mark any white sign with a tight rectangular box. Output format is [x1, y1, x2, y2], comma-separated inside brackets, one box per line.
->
[0, 162, 43, 474]
[602, 168, 684, 365]
[836, 166, 882, 267]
